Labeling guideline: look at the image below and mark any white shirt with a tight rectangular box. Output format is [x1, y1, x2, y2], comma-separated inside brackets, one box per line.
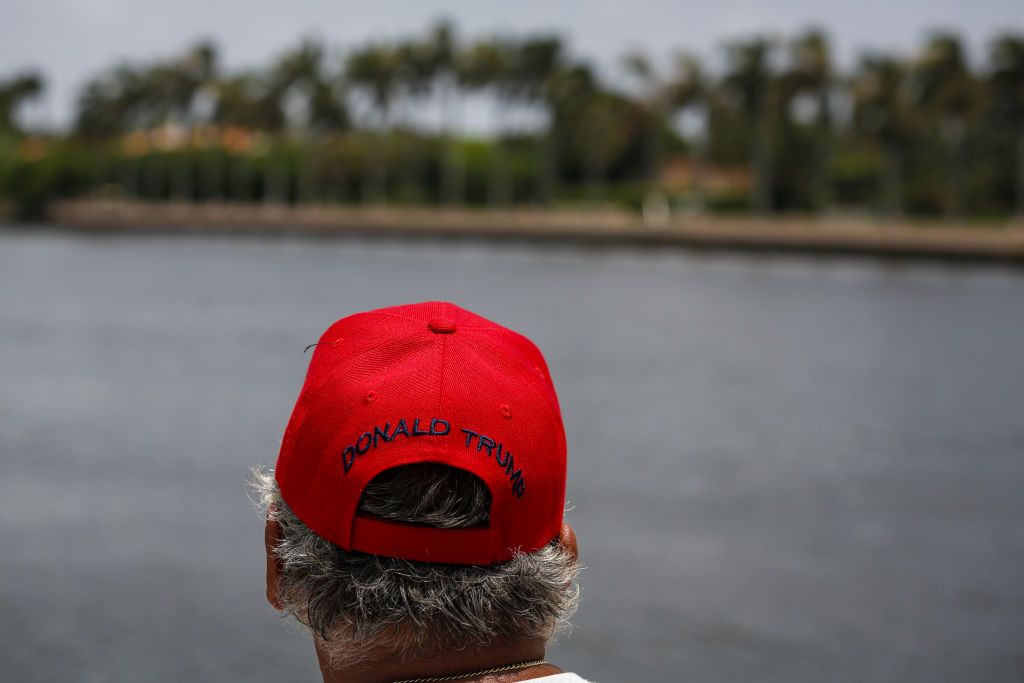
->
[534, 674, 594, 682]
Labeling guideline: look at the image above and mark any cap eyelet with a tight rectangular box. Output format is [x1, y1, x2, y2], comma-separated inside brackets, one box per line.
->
[501, 404, 512, 419]
[365, 391, 376, 404]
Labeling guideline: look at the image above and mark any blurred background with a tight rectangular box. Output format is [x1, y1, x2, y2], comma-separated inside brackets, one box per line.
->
[1, 0, 1024, 219]
[2, 1, 1024, 682]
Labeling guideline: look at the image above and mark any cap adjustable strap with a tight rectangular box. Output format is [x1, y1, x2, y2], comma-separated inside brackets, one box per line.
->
[350, 515, 496, 565]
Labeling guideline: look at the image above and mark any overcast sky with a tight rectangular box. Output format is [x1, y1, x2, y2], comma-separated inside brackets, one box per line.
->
[2, 0, 1022, 129]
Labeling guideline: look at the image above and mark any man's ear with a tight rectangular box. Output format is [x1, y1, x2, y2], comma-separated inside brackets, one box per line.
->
[557, 522, 578, 563]
[264, 515, 285, 611]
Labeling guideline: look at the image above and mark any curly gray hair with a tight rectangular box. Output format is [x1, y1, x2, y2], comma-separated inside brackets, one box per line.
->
[251, 464, 579, 666]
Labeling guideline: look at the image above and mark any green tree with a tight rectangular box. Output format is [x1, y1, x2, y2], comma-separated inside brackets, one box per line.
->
[423, 20, 462, 204]
[75, 65, 145, 136]
[270, 40, 348, 132]
[0, 72, 44, 135]
[213, 73, 282, 130]
[721, 37, 779, 213]
[75, 42, 219, 136]
[346, 43, 402, 202]
[987, 34, 1024, 216]
[268, 40, 349, 203]
[666, 53, 707, 207]
[783, 29, 834, 210]
[852, 55, 912, 216]
[622, 51, 671, 185]
[168, 42, 218, 127]
[511, 36, 564, 203]
[459, 37, 515, 205]
[544, 63, 631, 203]
[910, 33, 978, 216]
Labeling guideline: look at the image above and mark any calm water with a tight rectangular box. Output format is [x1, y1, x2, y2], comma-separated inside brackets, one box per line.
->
[2, 228, 1023, 683]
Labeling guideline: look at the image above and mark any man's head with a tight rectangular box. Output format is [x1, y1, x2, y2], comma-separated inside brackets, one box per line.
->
[255, 302, 579, 668]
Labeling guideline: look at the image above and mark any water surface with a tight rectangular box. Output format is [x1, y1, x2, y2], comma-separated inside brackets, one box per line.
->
[2, 228, 1023, 682]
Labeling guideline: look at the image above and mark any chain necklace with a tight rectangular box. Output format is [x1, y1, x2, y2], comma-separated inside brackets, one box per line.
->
[390, 658, 548, 683]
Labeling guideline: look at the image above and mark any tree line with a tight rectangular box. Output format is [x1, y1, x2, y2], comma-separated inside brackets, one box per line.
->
[2, 22, 1023, 220]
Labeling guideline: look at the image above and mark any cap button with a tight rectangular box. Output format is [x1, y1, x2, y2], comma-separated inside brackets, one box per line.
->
[427, 317, 457, 334]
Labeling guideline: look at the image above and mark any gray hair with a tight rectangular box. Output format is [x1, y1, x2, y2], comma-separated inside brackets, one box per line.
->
[250, 464, 579, 666]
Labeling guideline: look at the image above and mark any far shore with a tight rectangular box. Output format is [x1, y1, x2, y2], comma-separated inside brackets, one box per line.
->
[6, 199, 1024, 264]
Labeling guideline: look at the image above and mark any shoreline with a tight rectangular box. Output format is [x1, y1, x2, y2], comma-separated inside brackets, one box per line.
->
[11, 200, 1024, 264]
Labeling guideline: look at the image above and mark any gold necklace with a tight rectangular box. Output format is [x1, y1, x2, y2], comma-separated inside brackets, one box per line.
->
[391, 658, 548, 683]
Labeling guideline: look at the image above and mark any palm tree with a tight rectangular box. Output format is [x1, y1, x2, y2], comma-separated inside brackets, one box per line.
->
[75, 65, 144, 136]
[544, 62, 629, 204]
[270, 40, 347, 133]
[421, 20, 462, 204]
[784, 29, 834, 211]
[346, 43, 401, 203]
[211, 72, 276, 202]
[213, 73, 281, 130]
[75, 43, 219, 137]
[75, 63, 161, 198]
[987, 34, 1024, 217]
[168, 42, 218, 201]
[0, 72, 44, 134]
[622, 51, 671, 187]
[666, 53, 707, 208]
[267, 40, 349, 203]
[910, 33, 978, 216]
[168, 42, 218, 125]
[510, 36, 563, 203]
[576, 92, 632, 204]
[72, 44, 220, 201]
[852, 55, 912, 217]
[389, 34, 440, 203]
[721, 37, 779, 213]
[459, 38, 514, 205]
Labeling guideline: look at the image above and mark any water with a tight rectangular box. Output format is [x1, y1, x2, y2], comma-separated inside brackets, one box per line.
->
[2, 228, 1023, 683]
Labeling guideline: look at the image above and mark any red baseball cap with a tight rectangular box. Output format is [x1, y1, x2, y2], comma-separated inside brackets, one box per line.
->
[274, 301, 567, 565]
